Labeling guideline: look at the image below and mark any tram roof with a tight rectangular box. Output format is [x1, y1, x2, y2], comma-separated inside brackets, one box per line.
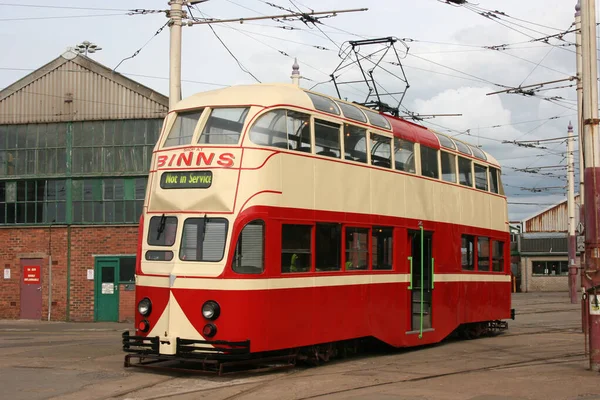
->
[175, 83, 500, 167]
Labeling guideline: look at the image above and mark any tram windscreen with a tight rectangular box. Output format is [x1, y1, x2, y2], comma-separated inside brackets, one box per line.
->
[180, 217, 228, 262]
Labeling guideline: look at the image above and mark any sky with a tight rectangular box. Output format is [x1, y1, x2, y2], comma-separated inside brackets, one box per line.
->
[0, 0, 588, 221]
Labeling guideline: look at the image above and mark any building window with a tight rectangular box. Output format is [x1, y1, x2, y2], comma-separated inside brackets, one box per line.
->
[316, 223, 341, 271]
[343, 124, 367, 163]
[233, 220, 264, 274]
[394, 138, 415, 173]
[0, 179, 67, 224]
[180, 217, 228, 262]
[281, 224, 312, 273]
[73, 119, 161, 174]
[370, 133, 392, 168]
[72, 177, 146, 224]
[372, 227, 393, 270]
[478, 237, 490, 271]
[0, 123, 67, 177]
[164, 110, 203, 147]
[119, 257, 136, 283]
[198, 107, 249, 144]
[492, 241, 504, 272]
[420, 145, 439, 179]
[441, 151, 457, 183]
[461, 235, 475, 271]
[532, 261, 569, 276]
[458, 157, 472, 187]
[314, 120, 341, 158]
[345, 227, 369, 270]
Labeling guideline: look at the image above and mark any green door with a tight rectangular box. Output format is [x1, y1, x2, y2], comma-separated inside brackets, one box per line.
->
[95, 258, 119, 322]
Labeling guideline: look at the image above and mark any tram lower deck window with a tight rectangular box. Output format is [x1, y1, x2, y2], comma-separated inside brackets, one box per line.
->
[345, 227, 369, 270]
[372, 227, 393, 270]
[492, 241, 504, 272]
[478, 237, 490, 271]
[316, 223, 341, 271]
[147, 215, 178, 246]
[461, 235, 475, 271]
[281, 224, 312, 273]
[233, 220, 264, 274]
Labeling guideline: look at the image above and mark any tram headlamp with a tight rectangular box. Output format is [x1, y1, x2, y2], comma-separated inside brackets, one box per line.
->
[202, 300, 220, 320]
[138, 298, 152, 316]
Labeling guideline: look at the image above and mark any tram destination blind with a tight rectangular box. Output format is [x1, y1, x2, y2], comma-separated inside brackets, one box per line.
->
[160, 171, 213, 189]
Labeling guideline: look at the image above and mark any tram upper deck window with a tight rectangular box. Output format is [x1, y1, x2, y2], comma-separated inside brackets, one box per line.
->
[344, 124, 367, 163]
[435, 133, 456, 150]
[306, 92, 340, 115]
[198, 107, 249, 144]
[474, 164, 488, 191]
[420, 145, 439, 179]
[335, 101, 367, 123]
[489, 167, 500, 194]
[363, 109, 391, 130]
[394, 138, 415, 173]
[163, 110, 203, 147]
[454, 140, 472, 156]
[469, 145, 487, 161]
[458, 156, 472, 187]
[314, 119, 341, 158]
[441, 151, 457, 183]
[370, 133, 392, 168]
[249, 109, 311, 152]
[180, 217, 228, 262]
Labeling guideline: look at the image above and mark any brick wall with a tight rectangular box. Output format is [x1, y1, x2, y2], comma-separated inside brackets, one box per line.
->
[0, 227, 68, 320]
[0, 225, 138, 322]
[520, 255, 580, 292]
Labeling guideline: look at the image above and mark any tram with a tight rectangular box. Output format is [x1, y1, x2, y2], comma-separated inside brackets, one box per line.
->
[122, 82, 513, 371]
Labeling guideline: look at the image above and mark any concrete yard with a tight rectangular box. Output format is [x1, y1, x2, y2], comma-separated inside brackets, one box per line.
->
[0, 292, 597, 400]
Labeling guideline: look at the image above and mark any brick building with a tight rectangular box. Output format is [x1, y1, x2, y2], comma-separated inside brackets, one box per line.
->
[515, 195, 582, 292]
[0, 50, 168, 321]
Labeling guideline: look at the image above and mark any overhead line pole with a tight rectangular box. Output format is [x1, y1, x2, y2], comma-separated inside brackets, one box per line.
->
[568, 121, 578, 304]
[575, 1, 587, 331]
[580, 0, 600, 371]
[166, 0, 367, 110]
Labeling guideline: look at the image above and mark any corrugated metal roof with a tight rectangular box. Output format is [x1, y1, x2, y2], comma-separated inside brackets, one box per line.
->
[523, 194, 580, 233]
[0, 50, 168, 124]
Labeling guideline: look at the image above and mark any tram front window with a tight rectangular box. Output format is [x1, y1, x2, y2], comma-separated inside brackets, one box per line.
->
[164, 110, 203, 147]
[198, 107, 249, 144]
[180, 217, 228, 262]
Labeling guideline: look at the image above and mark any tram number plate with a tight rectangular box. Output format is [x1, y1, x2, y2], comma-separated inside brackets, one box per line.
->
[160, 171, 213, 189]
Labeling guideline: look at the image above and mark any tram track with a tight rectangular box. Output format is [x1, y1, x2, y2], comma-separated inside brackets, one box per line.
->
[296, 351, 587, 400]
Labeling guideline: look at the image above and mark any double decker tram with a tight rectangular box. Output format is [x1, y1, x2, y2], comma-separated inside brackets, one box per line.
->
[122, 83, 513, 372]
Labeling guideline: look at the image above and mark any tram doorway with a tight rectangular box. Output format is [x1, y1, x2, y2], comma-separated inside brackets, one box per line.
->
[408, 229, 433, 333]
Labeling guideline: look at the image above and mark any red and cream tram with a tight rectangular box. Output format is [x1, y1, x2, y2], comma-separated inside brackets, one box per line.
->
[123, 83, 513, 369]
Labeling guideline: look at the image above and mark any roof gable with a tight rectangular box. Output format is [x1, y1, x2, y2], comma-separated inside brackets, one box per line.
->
[0, 50, 168, 124]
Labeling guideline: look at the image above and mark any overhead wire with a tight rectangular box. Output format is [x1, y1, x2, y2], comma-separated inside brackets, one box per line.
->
[189, 5, 262, 83]
[113, 21, 169, 71]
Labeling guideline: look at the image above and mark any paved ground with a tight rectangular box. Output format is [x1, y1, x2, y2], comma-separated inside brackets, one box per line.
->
[0, 292, 598, 400]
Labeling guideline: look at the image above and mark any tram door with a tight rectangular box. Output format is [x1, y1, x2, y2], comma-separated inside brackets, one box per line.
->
[408, 229, 434, 333]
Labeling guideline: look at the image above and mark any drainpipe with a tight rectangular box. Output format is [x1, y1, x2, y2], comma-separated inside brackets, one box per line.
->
[47, 220, 54, 321]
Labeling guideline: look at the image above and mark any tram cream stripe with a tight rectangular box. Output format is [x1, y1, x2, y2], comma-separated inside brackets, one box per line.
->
[137, 273, 509, 290]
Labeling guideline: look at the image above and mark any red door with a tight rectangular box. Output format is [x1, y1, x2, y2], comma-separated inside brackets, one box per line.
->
[20, 259, 42, 319]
